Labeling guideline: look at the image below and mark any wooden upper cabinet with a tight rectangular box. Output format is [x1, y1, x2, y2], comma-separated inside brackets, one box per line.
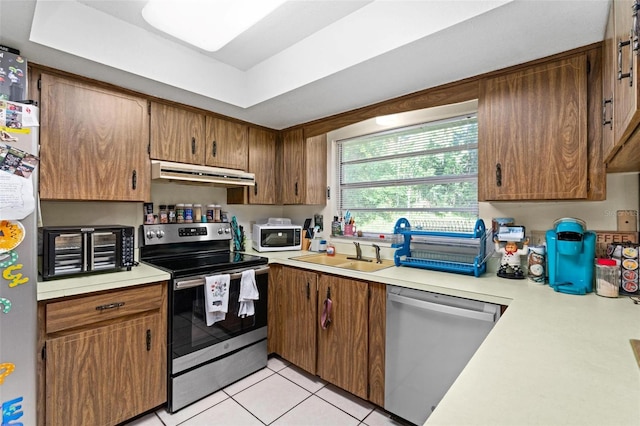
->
[248, 127, 277, 204]
[281, 129, 327, 205]
[39, 73, 150, 201]
[205, 116, 248, 170]
[478, 54, 588, 201]
[602, 0, 640, 173]
[149, 101, 205, 165]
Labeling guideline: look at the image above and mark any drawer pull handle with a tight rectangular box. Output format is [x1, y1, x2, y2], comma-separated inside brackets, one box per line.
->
[95, 302, 125, 311]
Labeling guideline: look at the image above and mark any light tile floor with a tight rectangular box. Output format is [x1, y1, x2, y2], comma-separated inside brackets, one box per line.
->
[124, 356, 408, 426]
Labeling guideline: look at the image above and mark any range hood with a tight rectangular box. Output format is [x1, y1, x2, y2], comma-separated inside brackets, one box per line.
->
[151, 160, 255, 187]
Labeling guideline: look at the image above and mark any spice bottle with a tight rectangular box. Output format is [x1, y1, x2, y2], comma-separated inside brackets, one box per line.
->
[206, 204, 215, 222]
[184, 204, 193, 223]
[176, 203, 185, 224]
[159, 205, 168, 224]
[595, 258, 619, 298]
[168, 205, 176, 223]
[193, 204, 203, 222]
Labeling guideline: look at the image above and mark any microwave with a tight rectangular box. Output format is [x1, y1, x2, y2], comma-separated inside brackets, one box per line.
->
[38, 225, 135, 280]
[252, 224, 302, 252]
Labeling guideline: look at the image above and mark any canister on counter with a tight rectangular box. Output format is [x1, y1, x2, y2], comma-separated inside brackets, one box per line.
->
[595, 258, 620, 298]
[214, 205, 222, 222]
[527, 246, 546, 284]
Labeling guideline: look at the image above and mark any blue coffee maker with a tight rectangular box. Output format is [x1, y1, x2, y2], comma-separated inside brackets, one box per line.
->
[546, 218, 596, 295]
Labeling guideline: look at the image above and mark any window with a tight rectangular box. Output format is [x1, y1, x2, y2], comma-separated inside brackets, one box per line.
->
[336, 113, 478, 234]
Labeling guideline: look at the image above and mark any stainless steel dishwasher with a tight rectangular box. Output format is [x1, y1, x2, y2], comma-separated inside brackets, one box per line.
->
[385, 285, 500, 425]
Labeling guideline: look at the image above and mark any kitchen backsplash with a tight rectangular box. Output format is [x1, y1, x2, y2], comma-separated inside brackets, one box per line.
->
[40, 181, 320, 247]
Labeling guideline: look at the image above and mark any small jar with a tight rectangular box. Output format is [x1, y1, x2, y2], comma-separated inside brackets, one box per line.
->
[214, 205, 222, 222]
[184, 204, 193, 223]
[206, 204, 216, 222]
[159, 205, 168, 224]
[168, 205, 176, 223]
[595, 258, 620, 298]
[176, 203, 185, 224]
[193, 204, 203, 222]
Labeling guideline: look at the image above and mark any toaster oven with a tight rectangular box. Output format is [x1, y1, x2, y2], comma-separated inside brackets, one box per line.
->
[38, 225, 135, 280]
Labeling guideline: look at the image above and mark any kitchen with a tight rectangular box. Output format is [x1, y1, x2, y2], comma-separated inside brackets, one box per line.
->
[1, 1, 640, 426]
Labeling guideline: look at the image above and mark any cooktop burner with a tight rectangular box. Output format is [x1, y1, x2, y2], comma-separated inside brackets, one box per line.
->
[139, 223, 268, 278]
[145, 251, 268, 277]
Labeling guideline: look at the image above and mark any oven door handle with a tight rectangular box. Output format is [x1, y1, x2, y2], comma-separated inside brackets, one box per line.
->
[174, 266, 270, 290]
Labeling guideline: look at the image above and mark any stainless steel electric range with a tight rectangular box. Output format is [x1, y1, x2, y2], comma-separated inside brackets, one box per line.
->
[140, 223, 269, 413]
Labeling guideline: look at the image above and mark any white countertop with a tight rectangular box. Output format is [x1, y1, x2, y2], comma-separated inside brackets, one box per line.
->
[37, 262, 171, 301]
[37, 248, 640, 425]
[252, 248, 640, 426]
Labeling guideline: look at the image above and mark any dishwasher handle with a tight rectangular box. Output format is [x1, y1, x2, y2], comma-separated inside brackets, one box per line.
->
[388, 292, 497, 323]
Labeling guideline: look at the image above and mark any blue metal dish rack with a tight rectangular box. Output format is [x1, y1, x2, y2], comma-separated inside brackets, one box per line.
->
[392, 218, 491, 277]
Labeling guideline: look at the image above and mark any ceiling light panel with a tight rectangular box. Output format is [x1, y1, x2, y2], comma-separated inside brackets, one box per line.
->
[142, 0, 286, 51]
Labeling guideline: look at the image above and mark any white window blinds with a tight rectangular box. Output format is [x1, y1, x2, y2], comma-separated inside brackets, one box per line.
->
[337, 113, 478, 234]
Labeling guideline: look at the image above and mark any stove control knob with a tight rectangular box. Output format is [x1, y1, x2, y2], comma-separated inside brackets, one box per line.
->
[155, 230, 164, 239]
[224, 227, 231, 234]
[146, 230, 155, 240]
[217, 227, 224, 235]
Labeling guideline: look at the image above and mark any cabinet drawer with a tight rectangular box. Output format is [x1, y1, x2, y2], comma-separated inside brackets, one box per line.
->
[45, 283, 164, 334]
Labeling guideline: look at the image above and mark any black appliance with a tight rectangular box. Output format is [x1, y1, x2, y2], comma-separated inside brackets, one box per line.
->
[140, 223, 269, 413]
[38, 225, 135, 280]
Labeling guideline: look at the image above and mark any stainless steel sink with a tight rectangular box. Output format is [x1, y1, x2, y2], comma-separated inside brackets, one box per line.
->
[290, 253, 395, 272]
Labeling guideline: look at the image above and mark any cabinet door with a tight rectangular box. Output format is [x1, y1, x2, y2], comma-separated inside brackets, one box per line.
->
[316, 274, 369, 400]
[267, 265, 283, 354]
[150, 101, 205, 165]
[279, 266, 317, 374]
[368, 282, 386, 407]
[39, 73, 150, 201]
[281, 128, 305, 204]
[205, 117, 248, 170]
[603, 2, 616, 161]
[304, 134, 328, 205]
[613, 0, 640, 146]
[45, 314, 166, 426]
[249, 127, 277, 204]
[478, 54, 588, 200]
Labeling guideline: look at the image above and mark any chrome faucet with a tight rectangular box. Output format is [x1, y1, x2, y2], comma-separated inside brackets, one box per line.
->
[354, 241, 362, 260]
[372, 244, 382, 263]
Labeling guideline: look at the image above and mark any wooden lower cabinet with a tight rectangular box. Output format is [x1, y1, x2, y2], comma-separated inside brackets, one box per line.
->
[268, 265, 385, 404]
[38, 282, 168, 426]
[317, 274, 369, 399]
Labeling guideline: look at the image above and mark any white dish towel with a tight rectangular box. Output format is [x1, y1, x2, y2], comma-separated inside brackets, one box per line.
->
[204, 274, 230, 326]
[238, 269, 259, 318]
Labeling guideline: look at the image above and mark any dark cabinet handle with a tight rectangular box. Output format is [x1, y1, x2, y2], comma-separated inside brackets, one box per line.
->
[254, 182, 258, 196]
[146, 329, 151, 351]
[131, 170, 137, 190]
[295, 182, 299, 196]
[95, 301, 125, 311]
[618, 38, 633, 86]
[306, 282, 310, 299]
[212, 140, 217, 157]
[602, 98, 613, 128]
[191, 137, 196, 155]
[496, 163, 502, 187]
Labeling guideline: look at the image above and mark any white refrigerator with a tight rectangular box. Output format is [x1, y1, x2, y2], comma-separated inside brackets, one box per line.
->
[0, 100, 39, 426]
